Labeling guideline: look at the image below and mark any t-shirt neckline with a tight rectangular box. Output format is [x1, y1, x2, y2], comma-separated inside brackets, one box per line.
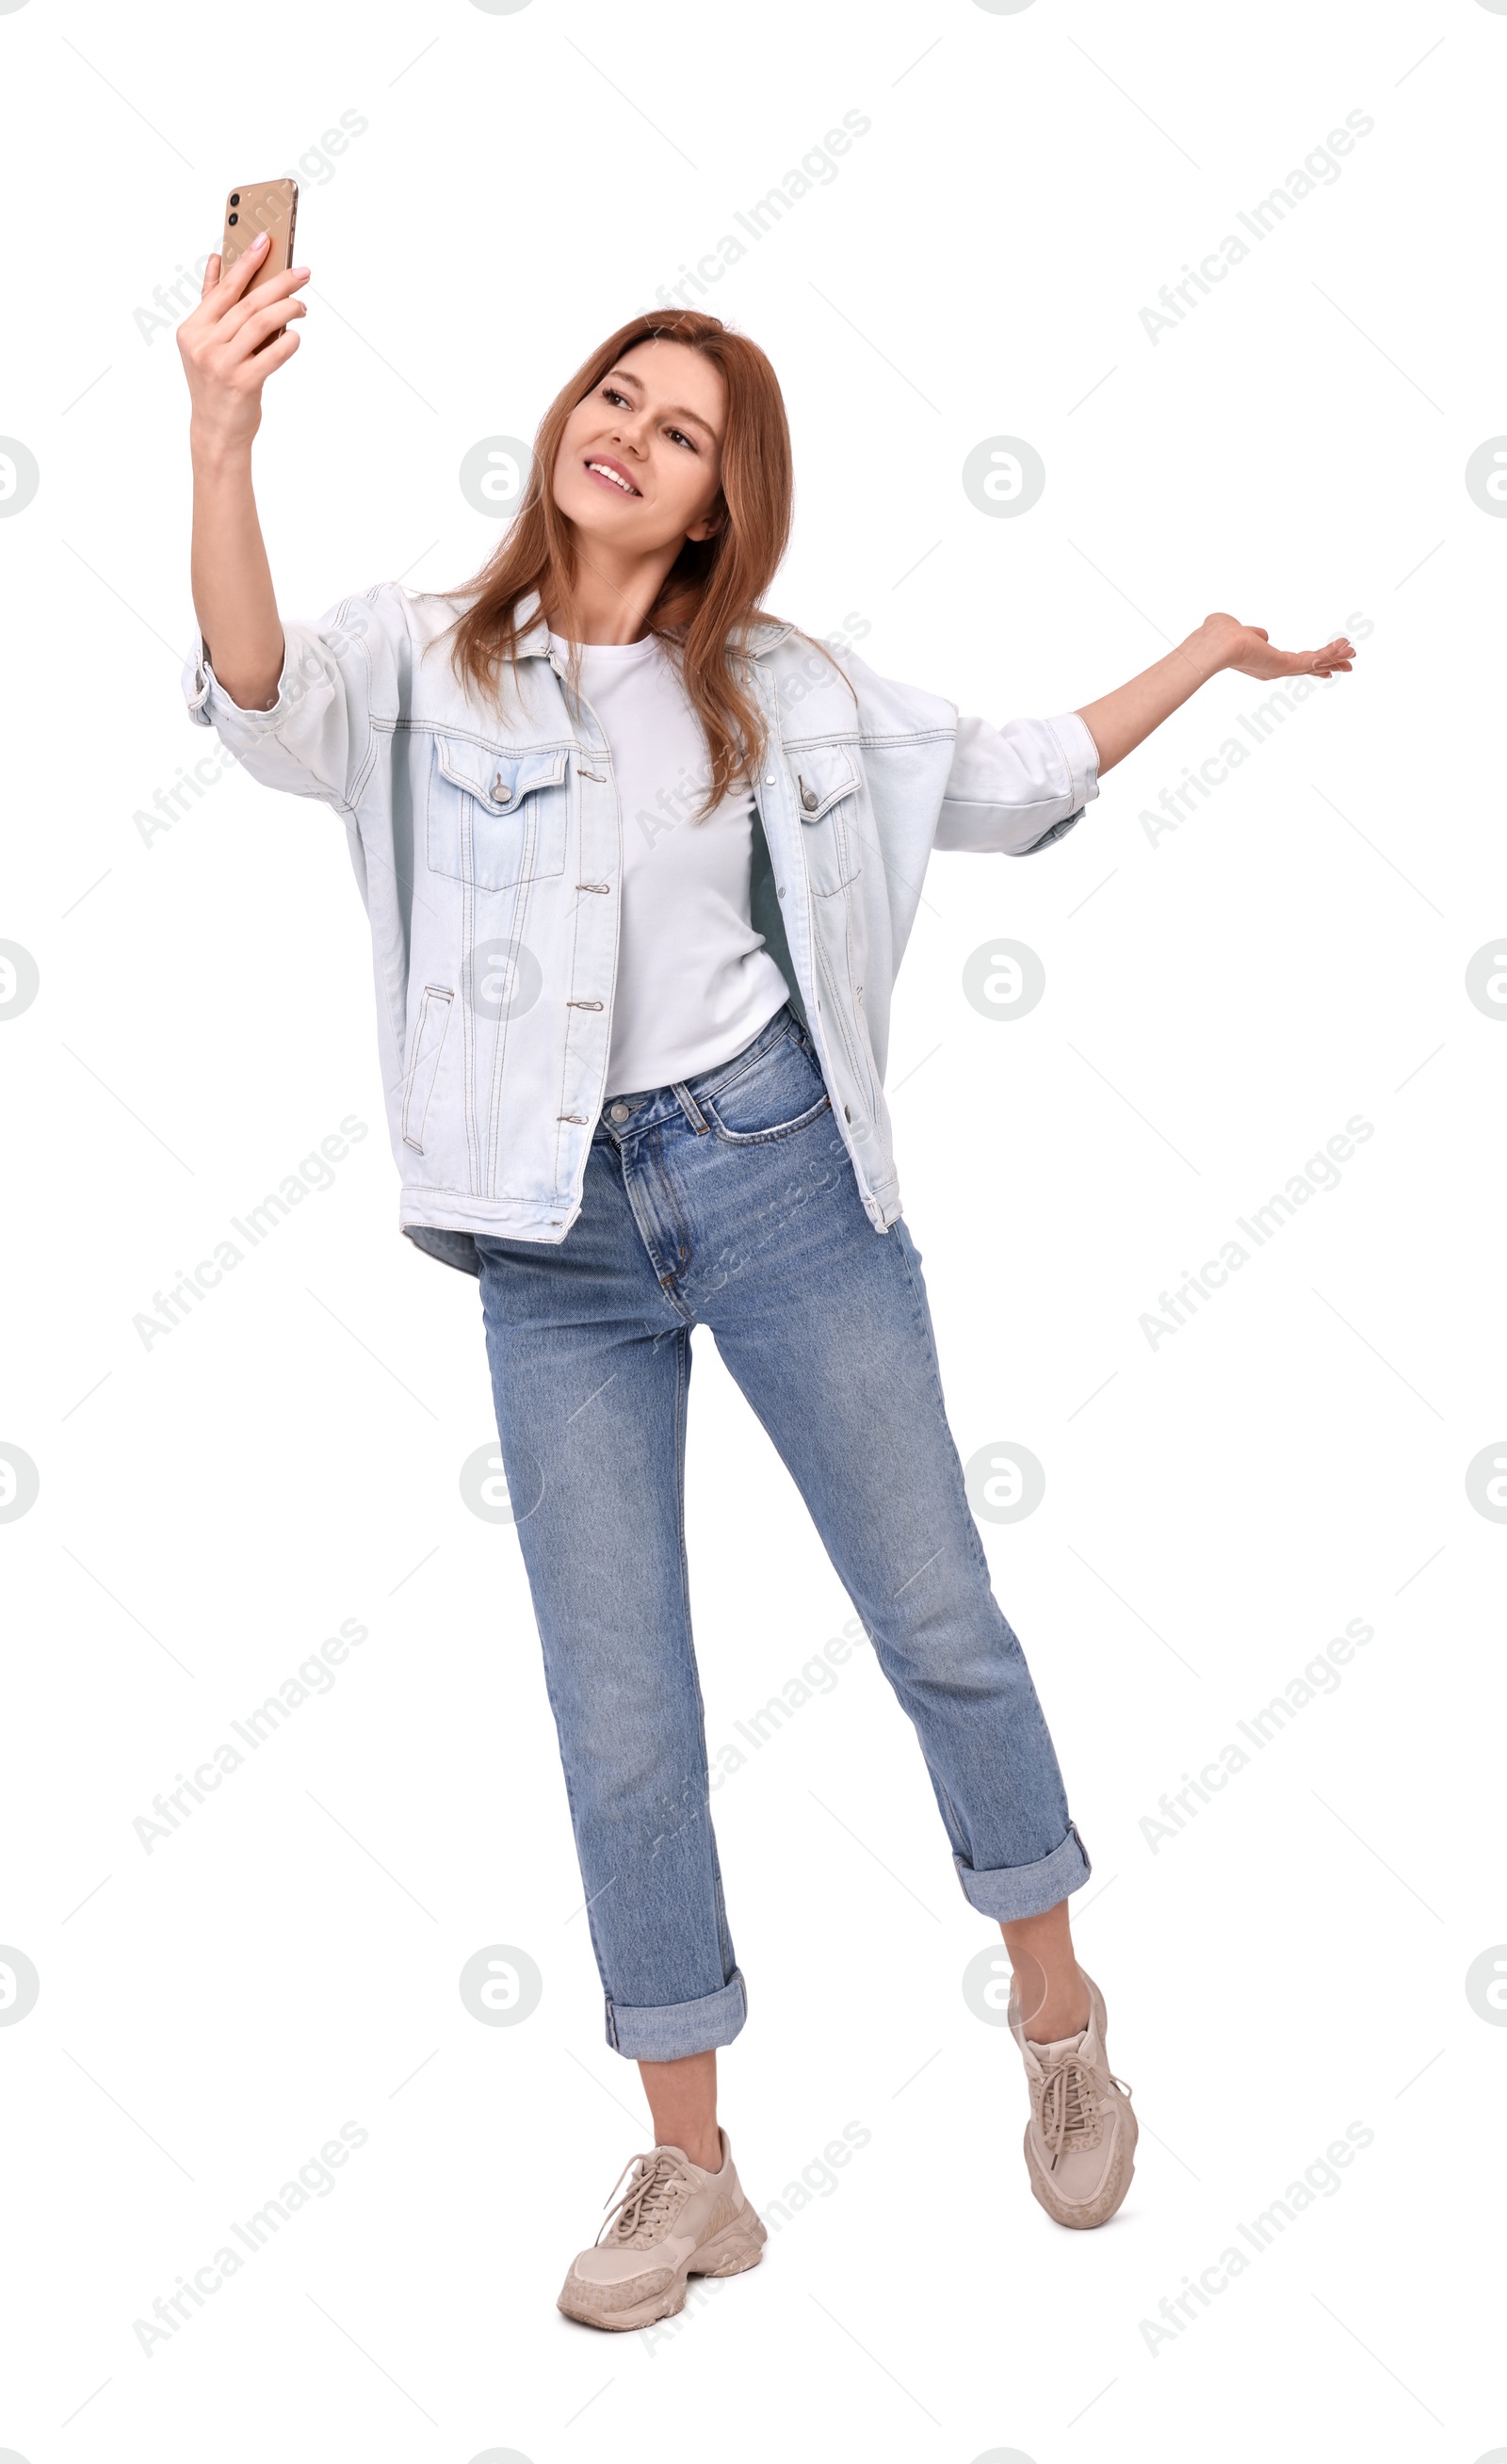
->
[548, 630, 662, 665]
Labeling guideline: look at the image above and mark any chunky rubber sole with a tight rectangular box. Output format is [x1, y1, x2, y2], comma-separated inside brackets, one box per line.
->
[557, 2204, 768, 2332]
[1024, 2097, 1139, 2230]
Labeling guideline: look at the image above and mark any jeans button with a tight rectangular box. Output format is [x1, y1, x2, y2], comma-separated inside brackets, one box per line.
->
[609, 1102, 631, 1124]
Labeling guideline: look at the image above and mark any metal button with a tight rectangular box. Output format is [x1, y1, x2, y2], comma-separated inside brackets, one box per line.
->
[764, 773, 776, 785]
[609, 1102, 631, 1124]
[777, 886, 785, 900]
[492, 775, 512, 803]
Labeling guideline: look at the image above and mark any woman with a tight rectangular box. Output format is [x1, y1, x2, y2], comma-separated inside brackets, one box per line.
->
[177, 232, 1353, 2330]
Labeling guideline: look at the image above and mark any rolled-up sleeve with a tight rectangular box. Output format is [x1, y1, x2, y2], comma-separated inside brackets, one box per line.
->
[181, 591, 387, 813]
[935, 708, 1100, 857]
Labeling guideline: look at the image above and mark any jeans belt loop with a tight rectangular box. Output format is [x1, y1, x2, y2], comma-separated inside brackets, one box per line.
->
[671, 1080, 710, 1134]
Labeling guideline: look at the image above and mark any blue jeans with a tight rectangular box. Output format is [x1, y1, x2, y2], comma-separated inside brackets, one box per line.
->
[476, 1005, 1090, 2060]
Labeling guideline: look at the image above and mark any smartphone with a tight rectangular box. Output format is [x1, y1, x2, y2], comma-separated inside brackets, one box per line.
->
[220, 179, 299, 289]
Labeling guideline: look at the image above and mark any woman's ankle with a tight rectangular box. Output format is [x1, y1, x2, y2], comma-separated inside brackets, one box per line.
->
[997, 1903, 1091, 2041]
[637, 2051, 721, 2169]
[1020, 1964, 1091, 2043]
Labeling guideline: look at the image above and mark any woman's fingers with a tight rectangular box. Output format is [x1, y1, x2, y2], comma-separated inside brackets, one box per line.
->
[177, 231, 308, 446]
[226, 296, 308, 367]
[182, 233, 273, 345]
[250, 325, 301, 373]
[219, 281, 309, 358]
[1227, 630, 1356, 681]
[219, 263, 310, 346]
[1213, 618, 1358, 683]
[1302, 636, 1354, 672]
[190, 231, 269, 331]
[216, 229, 271, 303]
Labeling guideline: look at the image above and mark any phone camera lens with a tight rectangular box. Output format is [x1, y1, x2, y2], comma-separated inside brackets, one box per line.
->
[230, 191, 240, 205]
[228, 212, 238, 225]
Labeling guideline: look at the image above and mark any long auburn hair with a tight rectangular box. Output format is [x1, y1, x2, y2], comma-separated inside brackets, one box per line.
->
[445, 312, 797, 816]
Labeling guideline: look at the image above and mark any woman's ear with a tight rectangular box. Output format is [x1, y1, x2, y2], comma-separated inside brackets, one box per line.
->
[685, 500, 727, 544]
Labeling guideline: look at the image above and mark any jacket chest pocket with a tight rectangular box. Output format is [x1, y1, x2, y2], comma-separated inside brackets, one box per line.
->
[792, 747, 863, 895]
[427, 738, 570, 891]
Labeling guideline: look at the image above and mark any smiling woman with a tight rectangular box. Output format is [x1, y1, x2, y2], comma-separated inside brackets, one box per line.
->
[175, 254, 1357, 2332]
[447, 315, 796, 819]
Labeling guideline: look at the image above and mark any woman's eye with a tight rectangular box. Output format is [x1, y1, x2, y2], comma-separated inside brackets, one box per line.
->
[667, 429, 695, 450]
[602, 386, 627, 406]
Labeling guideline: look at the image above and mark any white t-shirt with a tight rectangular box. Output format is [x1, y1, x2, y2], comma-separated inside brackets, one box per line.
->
[550, 632, 790, 1098]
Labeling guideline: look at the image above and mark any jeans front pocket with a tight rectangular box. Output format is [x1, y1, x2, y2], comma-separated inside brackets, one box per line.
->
[700, 1024, 833, 1144]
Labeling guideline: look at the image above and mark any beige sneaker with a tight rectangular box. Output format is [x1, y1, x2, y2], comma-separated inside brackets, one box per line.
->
[1009, 1970, 1138, 2229]
[557, 2129, 767, 2331]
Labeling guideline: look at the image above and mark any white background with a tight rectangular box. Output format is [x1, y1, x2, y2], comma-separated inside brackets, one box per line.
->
[2, 1, 1504, 2457]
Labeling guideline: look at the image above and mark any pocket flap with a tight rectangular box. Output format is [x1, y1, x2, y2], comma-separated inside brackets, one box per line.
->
[793, 749, 860, 824]
[435, 738, 570, 814]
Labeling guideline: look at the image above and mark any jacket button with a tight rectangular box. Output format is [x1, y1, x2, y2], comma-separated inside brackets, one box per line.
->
[802, 787, 818, 812]
[493, 776, 511, 802]
[609, 1102, 630, 1124]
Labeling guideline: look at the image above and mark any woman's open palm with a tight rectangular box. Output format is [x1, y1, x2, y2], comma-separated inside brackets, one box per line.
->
[1196, 609, 1356, 681]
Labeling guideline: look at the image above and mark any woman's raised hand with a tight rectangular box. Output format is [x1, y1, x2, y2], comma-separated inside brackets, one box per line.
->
[1187, 610, 1356, 683]
[1076, 607, 1358, 773]
[177, 234, 310, 455]
[181, 231, 305, 708]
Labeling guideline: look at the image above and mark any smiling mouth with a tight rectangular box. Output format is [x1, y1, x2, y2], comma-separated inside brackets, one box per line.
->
[585, 460, 641, 497]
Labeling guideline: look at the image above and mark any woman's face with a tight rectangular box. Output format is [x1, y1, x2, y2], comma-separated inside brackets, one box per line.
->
[552, 339, 727, 559]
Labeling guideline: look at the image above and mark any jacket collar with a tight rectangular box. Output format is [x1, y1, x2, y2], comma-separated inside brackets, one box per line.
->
[511, 592, 552, 660]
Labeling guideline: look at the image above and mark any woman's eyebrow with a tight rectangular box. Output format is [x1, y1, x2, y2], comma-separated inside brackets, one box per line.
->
[602, 367, 719, 441]
[662, 405, 719, 439]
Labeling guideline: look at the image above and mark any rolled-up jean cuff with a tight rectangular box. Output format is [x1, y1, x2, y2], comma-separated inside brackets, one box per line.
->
[953, 1822, 1092, 1922]
[604, 1969, 748, 2061]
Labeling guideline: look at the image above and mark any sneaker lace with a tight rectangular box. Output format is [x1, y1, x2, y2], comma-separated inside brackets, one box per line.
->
[1037, 2050, 1133, 2163]
[596, 2148, 694, 2250]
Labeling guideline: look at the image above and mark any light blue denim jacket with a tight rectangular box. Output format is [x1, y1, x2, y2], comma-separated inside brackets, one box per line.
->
[182, 585, 1098, 1273]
